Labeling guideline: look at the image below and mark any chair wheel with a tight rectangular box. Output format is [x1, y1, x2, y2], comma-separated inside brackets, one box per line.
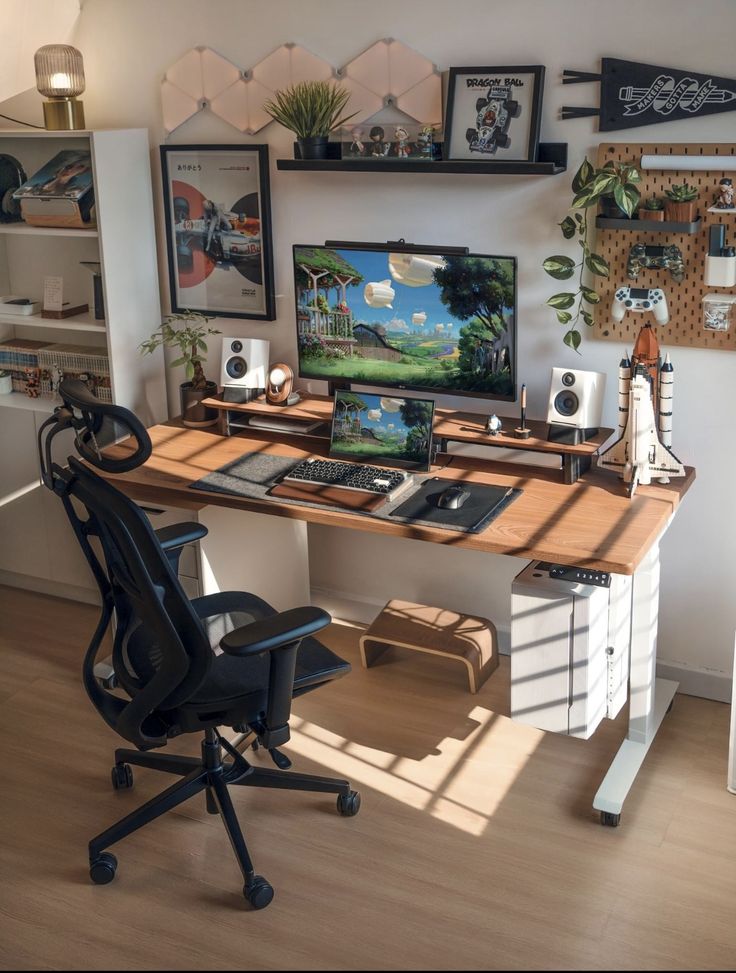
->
[90, 851, 117, 884]
[111, 763, 133, 790]
[244, 875, 274, 910]
[600, 811, 621, 827]
[337, 790, 361, 817]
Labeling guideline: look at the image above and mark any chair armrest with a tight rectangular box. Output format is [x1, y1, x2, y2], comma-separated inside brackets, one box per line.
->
[155, 522, 208, 551]
[220, 606, 331, 658]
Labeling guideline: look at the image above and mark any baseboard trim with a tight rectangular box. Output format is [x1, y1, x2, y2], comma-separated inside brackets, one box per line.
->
[655, 661, 732, 703]
[310, 586, 729, 702]
[0, 569, 100, 607]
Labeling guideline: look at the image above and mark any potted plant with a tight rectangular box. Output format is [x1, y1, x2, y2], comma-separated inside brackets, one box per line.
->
[541, 156, 640, 351]
[596, 160, 641, 219]
[664, 182, 699, 222]
[263, 80, 357, 160]
[642, 196, 665, 221]
[140, 310, 221, 427]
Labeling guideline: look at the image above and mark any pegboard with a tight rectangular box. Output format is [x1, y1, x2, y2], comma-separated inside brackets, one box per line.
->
[592, 142, 736, 351]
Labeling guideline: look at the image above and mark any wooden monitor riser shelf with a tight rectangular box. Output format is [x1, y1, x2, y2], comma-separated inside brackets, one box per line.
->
[104, 422, 694, 576]
[202, 393, 614, 485]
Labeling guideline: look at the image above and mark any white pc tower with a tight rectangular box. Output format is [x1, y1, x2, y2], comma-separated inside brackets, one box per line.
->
[511, 561, 632, 739]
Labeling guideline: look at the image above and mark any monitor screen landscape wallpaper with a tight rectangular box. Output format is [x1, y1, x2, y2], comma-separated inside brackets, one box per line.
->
[293, 246, 516, 399]
[330, 391, 434, 471]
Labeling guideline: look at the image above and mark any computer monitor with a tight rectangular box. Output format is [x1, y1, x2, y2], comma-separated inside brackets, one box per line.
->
[293, 243, 516, 401]
[329, 390, 435, 473]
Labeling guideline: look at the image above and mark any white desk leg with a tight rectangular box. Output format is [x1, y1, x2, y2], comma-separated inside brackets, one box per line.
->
[197, 505, 310, 611]
[593, 540, 678, 825]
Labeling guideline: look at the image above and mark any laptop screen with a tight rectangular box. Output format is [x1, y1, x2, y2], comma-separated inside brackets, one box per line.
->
[329, 391, 435, 472]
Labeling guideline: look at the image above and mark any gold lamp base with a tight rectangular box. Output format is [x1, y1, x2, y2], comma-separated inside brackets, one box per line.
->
[43, 98, 85, 131]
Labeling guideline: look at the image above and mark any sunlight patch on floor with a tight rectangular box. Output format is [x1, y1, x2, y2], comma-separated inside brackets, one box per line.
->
[288, 709, 544, 836]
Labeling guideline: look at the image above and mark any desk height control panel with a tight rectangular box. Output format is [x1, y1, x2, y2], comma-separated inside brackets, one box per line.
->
[546, 563, 611, 588]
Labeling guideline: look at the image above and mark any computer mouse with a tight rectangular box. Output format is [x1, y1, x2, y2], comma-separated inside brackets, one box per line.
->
[435, 485, 471, 510]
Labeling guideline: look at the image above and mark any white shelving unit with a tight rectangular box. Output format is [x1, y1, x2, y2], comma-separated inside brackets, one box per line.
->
[0, 128, 167, 603]
[0, 311, 106, 332]
[0, 223, 99, 237]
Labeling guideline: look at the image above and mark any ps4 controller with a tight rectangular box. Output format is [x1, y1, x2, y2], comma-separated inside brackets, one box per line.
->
[611, 286, 670, 324]
[627, 243, 685, 283]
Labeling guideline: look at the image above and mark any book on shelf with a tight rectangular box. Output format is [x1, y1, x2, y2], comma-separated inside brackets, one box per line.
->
[13, 149, 95, 229]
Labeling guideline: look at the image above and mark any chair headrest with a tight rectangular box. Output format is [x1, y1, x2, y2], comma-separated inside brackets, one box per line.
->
[60, 379, 152, 473]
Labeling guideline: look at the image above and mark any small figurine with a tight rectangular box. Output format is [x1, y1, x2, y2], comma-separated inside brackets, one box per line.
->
[369, 126, 389, 157]
[348, 127, 365, 156]
[713, 177, 735, 210]
[25, 367, 41, 398]
[394, 126, 411, 159]
[486, 413, 502, 436]
[416, 125, 435, 160]
[50, 363, 64, 397]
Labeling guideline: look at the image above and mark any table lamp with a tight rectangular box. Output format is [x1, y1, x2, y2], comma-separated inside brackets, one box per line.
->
[34, 45, 86, 130]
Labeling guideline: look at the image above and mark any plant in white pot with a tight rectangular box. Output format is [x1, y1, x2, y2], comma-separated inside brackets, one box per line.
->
[263, 80, 357, 160]
[140, 310, 221, 427]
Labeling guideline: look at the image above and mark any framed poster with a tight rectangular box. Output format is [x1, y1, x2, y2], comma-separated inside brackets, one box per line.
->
[444, 65, 545, 162]
[160, 144, 275, 320]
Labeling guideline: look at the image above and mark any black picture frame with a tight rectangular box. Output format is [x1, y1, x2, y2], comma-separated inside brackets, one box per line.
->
[443, 65, 545, 163]
[160, 144, 275, 321]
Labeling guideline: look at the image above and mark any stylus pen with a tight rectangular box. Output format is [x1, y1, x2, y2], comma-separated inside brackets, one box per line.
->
[520, 384, 527, 430]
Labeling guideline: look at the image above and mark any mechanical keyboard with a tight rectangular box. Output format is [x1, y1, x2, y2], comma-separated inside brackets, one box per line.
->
[283, 457, 413, 500]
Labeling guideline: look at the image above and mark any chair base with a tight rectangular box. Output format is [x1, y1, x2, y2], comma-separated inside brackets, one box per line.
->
[89, 728, 359, 909]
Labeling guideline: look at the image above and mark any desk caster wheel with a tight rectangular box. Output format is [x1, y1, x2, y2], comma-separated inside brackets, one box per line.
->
[90, 852, 117, 884]
[244, 875, 274, 910]
[337, 791, 361, 817]
[111, 763, 133, 790]
[600, 811, 620, 827]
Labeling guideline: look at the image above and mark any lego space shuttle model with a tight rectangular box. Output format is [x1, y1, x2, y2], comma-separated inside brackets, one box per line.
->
[598, 352, 685, 497]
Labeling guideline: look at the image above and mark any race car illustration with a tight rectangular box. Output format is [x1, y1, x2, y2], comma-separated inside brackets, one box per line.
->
[173, 196, 261, 273]
[465, 85, 521, 154]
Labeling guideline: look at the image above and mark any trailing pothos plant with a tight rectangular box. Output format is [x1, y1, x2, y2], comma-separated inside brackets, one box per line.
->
[543, 157, 641, 351]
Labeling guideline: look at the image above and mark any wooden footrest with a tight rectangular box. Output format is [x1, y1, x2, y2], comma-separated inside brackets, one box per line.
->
[359, 599, 498, 694]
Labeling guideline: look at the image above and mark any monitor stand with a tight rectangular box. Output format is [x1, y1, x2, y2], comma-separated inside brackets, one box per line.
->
[327, 380, 351, 397]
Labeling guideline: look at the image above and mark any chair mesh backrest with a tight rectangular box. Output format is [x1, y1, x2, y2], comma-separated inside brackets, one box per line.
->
[67, 459, 213, 710]
[54, 380, 214, 711]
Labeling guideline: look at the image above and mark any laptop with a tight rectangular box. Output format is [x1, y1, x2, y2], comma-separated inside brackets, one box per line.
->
[278, 391, 435, 505]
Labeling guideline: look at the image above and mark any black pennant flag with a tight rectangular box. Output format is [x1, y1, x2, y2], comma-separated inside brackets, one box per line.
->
[562, 58, 736, 132]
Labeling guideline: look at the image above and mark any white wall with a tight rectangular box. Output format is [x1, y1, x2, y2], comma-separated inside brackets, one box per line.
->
[12, 0, 736, 690]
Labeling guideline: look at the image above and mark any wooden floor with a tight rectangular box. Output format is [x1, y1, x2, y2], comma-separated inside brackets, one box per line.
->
[1, 585, 734, 971]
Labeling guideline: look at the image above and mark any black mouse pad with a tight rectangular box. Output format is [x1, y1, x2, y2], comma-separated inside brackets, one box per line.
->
[389, 477, 522, 533]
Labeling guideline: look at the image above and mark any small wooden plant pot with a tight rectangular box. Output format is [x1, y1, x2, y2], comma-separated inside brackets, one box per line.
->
[664, 201, 697, 222]
[643, 209, 665, 221]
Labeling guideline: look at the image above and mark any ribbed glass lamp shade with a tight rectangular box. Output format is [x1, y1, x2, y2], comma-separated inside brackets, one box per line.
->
[34, 45, 85, 97]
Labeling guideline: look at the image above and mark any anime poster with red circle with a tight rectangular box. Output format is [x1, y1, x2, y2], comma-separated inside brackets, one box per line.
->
[161, 147, 275, 320]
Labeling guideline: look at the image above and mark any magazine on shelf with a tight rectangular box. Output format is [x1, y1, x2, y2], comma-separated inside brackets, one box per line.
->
[13, 150, 95, 228]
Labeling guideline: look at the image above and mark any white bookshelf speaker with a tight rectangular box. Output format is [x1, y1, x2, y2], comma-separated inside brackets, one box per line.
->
[546, 367, 606, 430]
[220, 337, 270, 403]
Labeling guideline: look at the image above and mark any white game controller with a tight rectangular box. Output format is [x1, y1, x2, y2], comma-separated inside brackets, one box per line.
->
[612, 286, 669, 324]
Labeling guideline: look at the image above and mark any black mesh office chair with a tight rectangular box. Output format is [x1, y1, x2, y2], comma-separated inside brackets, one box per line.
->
[38, 380, 360, 909]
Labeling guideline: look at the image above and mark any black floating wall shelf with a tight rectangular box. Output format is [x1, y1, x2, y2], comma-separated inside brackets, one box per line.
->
[595, 215, 702, 234]
[277, 142, 568, 176]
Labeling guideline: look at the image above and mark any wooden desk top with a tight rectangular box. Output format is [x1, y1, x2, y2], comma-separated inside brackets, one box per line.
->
[106, 423, 695, 576]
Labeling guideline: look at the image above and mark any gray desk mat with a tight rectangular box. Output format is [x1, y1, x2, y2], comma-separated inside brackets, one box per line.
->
[188, 451, 504, 533]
